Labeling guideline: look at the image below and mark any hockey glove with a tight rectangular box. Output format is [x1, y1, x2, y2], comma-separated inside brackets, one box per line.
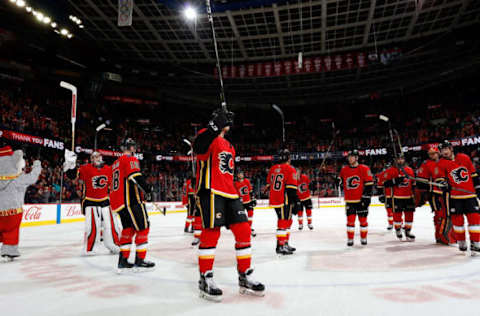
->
[439, 181, 451, 193]
[251, 199, 257, 207]
[379, 195, 385, 204]
[63, 149, 77, 172]
[208, 109, 234, 132]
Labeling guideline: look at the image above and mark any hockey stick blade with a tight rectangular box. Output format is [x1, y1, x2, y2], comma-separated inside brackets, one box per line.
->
[272, 104, 285, 120]
[379, 115, 389, 122]
[183, 138, 192, 147]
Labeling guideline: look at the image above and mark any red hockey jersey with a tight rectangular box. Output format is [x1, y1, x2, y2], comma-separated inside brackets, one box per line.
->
[110, 154, 142, 212]
[196, 131, 238, 198]
[297, 174, 311, 201]
[417, 159, 443, 194]
[234, 178, 253, 204]
[267, 163, 297, 207]
[78, 163, 111, 202]
[437, 153, 477, 199]
[182, 179, 194, 205]
[339, 164, 374, 203]
[383, 166, 415, 198]
[376, 170, 392, 198]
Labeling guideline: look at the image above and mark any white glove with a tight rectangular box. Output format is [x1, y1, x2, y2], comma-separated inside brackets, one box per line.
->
[63, 149, 77, 172]
[33, 160, 42, 168]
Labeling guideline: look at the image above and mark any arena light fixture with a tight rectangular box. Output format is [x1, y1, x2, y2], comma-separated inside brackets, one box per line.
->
[16, 0, 26, 7]
[79, 25, 84, 29]
[184, 6, 197, 20]
[9, 0, 16, 3]
[35, 12, 44, 22]
[26, 6, 32, 12]
[60, 28, 69, 36]
[51, 22, 57, 28]
[42, 16, 51, 24]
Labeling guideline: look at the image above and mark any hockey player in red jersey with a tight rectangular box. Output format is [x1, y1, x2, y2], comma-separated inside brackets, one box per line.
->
[234, 171, 257, 237]
[383, 155, 416, 241]
[376, 164, 394, 230]
[416, 145, 455, 244]
[65, 151, 120, 255]
[182, 177, 193, 233]
[436, 140, 480, 254]
[267, 149, 299, 255]
[296, 167, 313, 230]
[193, 108, 265, 301]
[110, 138, 155, 272]
[339, 150, 374, 246]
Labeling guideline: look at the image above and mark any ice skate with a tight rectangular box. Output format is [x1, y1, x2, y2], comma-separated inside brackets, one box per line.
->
[308, 224, 314, 230]
[347, 239, 354, 247]
[387, 224, 393, 231]
[458, 240, 468, 252]
[470, 242, 480, 256]
[298, 224, 303, 230]
[251, 228, 257, 237]
[239, 268, 265, 297]
[191, 238, 200, 246]
[276, 244, 293, 255]
[117, 254, 134, 274]
[133, 256, 155, 272]
[395, 229, 403, 240]
[361, 238, 367, 245]
[285, 242, 296, 252]
[404, 230, 415, 242]
[199, 271, 223, 302]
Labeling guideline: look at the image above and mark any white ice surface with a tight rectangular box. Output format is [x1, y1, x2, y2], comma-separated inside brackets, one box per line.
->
[2, 205, 480, 316]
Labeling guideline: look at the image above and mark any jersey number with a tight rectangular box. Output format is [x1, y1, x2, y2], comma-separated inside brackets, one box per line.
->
[273, 174, 284, 191]
[112, 170, 120, 191]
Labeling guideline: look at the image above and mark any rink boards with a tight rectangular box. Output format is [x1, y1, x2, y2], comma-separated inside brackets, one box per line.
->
[19, 197, 386, 227]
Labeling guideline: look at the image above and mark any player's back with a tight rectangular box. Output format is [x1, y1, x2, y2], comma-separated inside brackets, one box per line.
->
[268, 163, 296, 207]
[110, 154, 141, 212]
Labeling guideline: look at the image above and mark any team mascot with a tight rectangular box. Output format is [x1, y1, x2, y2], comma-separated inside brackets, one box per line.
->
[0, 146, 41, 261]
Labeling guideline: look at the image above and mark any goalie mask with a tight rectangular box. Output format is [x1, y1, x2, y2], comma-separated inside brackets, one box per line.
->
[91, 152, 104, 167]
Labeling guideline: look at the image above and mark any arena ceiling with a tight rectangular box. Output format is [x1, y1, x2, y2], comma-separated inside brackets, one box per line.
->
[6, 0, 480, 106]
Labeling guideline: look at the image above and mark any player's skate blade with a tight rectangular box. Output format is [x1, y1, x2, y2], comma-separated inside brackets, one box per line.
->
[117, 255, 134, 274]
[199, 271, 223, 302]
[133, 257, 155, 272]
[239, 268, 265, 297]
[1, 255, 17, 262]
[251, 229, 257, 237]
[395, 230, 403, 240]
[361, 239, 367, 245]
[298, 224, 303, 230]
[387, 225, 393, 231]
[347, 240, 354, 247]
[308, 224, 314, 230]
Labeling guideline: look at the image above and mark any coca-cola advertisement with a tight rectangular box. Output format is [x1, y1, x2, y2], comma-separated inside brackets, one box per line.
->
[22, 204, 57, 225]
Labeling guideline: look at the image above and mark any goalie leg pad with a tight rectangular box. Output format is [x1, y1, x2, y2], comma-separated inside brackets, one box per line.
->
[84, 206, 101, 254]
[100, 207, 121, 253]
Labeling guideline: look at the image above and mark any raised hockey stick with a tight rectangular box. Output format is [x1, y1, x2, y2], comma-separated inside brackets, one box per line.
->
[183, 138, 196, 175]
[272, 104, 286, 144]
[205, 0, 227, 110]
[60, 81, 77, 151]
[319, 122, 340, 170]
[379, 115, 475, 195]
